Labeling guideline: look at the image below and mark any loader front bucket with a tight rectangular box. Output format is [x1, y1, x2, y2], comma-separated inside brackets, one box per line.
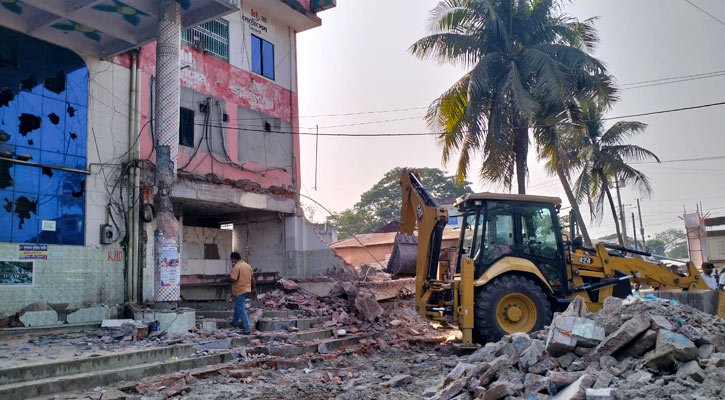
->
[387, 234, 418, 276]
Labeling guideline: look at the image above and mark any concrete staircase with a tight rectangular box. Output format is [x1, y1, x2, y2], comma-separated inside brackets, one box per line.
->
[0, 310, 363, 399]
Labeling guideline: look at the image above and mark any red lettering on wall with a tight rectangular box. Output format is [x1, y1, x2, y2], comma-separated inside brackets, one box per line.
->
[108, 251, 123, 262]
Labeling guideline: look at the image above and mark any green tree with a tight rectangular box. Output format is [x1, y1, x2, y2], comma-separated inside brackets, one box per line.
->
[646, 228, 688, 259]
[330, 167, 473, 239]
[572, 100, 659, 246]
[410, 0, 607, 194]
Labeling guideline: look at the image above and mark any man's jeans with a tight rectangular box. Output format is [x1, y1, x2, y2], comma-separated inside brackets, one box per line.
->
[232, 292, 251, 331]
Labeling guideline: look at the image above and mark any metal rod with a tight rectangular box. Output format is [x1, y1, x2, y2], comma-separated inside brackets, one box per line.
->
[0, 157, 91, 175]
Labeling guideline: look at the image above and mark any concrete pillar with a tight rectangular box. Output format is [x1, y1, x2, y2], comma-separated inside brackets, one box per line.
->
[153, 0, 182, 303]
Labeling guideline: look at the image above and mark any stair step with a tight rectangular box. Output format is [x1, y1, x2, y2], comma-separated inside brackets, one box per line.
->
[256, 316, 331, 332]
[0, 344, 195, 386]
[0, 332, 367, 400]
[0, 353, 233, 400]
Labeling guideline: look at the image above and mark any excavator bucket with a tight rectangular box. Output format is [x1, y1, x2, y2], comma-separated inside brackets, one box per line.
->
[387, 234, 418, 276]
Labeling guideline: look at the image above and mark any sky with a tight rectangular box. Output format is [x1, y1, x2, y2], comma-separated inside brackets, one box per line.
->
[295, 0, 725, 240]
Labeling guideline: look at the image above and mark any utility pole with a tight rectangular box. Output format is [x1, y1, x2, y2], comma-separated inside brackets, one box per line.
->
[313, 124, 318, 190]
[637, 199, 646, 250]
[614, 178, 628, 246]
[632, 213, 638, 250]
[153, 0, 182, 306]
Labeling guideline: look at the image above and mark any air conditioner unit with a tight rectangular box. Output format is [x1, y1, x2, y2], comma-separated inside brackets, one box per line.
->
[192, 33, 205, 51]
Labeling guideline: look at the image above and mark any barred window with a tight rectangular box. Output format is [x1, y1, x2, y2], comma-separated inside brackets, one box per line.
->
[182, 19, 230, 62]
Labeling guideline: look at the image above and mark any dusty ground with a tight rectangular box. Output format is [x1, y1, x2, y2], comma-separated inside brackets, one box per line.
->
[50, 337, 463, 400]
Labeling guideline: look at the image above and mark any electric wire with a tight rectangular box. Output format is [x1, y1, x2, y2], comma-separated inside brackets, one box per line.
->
[684, 0, 725, 27]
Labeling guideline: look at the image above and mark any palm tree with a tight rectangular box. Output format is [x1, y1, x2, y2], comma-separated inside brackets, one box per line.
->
[534, 102, 593, 246]
[410, 0, 607, 194]
[572, 100, 660, 245]
[534, 75, 617, 247]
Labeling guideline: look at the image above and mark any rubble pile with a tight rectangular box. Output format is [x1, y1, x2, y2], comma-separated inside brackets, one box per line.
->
[430, 296, 725, 400]
[258, 280, 443, 343]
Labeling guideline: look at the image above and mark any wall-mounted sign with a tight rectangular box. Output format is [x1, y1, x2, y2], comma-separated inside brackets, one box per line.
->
[0, 261, 33, 286]
[19, 244, 47, 260]
[41, 220, 56, 232]
[243, 9, 268, 35]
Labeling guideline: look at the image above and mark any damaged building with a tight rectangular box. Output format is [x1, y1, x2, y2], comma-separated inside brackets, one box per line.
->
[0, 0, 341, 323]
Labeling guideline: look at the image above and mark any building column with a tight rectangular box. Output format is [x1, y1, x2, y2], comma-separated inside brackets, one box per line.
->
[153, 0, 182, 304]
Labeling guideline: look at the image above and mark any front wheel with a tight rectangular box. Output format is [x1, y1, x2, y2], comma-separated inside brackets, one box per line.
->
[474, 275, 552, 344]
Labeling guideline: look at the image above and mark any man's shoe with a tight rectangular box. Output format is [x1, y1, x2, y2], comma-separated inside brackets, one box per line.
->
[242, 329, 252, 335]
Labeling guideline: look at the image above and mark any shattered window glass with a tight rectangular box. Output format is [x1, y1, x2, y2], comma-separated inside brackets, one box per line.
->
[0, 28, 87, 245]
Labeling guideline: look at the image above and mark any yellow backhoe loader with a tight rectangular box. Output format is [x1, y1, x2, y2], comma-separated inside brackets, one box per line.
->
[388, 169, 721, 347]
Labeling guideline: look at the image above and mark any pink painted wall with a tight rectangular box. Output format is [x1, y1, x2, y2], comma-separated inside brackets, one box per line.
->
[125, 42, 299, 193]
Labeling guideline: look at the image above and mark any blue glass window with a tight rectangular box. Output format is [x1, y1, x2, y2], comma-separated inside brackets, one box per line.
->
[0, 27, 87, 246]
[251, 35, 274, 80]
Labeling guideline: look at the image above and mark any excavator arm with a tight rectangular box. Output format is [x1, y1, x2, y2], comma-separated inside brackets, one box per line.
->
[569, 243, 712, 313]
[390, 169, 448, 314]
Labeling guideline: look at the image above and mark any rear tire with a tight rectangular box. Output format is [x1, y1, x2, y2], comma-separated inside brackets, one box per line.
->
[474, 275, 552, 344]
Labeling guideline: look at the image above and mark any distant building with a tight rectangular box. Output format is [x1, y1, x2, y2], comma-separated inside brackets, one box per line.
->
[705, 216, 725, 268]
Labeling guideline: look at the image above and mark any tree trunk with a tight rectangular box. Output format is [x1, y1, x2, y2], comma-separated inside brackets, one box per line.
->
[599, 171, 624, 246]
[556, 166, 592, 247]
[514, 126, 529, 194]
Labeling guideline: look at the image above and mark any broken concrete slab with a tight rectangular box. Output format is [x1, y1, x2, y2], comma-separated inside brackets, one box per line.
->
[354, 291, 383, 322]
[551, 374, 594, 400]
[619, 329, 657, 358]
[676, 360, 705, 383]
[644, 329, 698, 370]
[101, 319, 134, 328]
[585, 388, 615, 400]
[278, 278, 300, 291]
[698, 344, 715, 359]
[19, 310, 60, 327]
[589, 314, 650, 359]
[649, 315, 674, 331]
[387, 374, 413, 387]
[520, 339, 546, 369]
[133, 310, 195, 335]
[432, 377, 467, 400]
[481, 381, 520, 400]
[546, 316, 605, 356]
[66, 306, 110, 324]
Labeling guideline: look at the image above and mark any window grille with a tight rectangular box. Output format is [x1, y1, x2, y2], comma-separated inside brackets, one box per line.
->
[182, 19, 230, 62]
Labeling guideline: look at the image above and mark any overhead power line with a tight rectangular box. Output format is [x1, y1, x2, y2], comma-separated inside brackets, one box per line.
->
[621, 72, 725, 90]
[201, 99, 725, 136]
[684, 0, 725, 27]
[620, 69, 725, 87]
[232, 70, 725, 123]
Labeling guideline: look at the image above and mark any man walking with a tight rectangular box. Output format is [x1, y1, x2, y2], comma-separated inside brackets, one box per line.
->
[229, 252, 255, 334]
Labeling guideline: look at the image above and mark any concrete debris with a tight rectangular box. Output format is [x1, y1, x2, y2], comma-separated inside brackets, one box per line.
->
[585, 387, 615, 400]
[7, 285, 724, 400]
[386, 374, 413, 387]
[278, 278, 300, 291]
[432, 295, 725, 400]
[353, 291, 384, 322]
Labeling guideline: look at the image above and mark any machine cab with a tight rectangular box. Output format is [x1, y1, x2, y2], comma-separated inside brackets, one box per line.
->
[455, 193, 568, 294]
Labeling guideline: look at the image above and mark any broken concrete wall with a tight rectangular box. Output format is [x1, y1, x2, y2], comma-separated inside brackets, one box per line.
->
[233, 217, 285, 274]
[181, 226, 232, 275]
[285, 215, 347, 276]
